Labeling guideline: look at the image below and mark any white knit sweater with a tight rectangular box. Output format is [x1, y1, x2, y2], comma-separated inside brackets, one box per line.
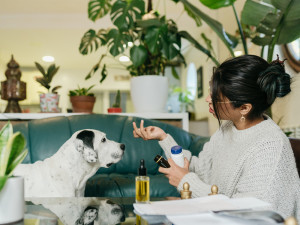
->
[159, 117, 300, 220]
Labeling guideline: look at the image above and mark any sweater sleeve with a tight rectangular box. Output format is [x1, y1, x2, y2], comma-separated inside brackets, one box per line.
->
[159, 134, 214, 197]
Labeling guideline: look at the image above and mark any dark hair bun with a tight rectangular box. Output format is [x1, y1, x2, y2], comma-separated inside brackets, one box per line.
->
[257, 60, 291, 104]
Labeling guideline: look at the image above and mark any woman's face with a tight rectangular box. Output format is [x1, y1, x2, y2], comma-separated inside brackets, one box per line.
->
[205, 81, 241, 121]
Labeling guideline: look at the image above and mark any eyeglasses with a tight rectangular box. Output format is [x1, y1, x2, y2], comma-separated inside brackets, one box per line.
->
[208, 81, 240, 104]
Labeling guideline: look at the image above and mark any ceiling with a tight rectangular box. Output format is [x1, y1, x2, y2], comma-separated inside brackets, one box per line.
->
[0, 0, 205, 73]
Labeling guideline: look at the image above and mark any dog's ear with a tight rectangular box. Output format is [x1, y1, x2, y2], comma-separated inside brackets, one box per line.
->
[76, 130, 95, 150]
[74, 139, 84, 153]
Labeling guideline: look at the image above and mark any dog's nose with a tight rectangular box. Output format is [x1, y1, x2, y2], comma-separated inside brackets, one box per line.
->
[120, 144, 125, 151]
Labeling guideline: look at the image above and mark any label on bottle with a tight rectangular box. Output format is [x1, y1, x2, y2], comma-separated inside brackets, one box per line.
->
[171, 146, 184, 167]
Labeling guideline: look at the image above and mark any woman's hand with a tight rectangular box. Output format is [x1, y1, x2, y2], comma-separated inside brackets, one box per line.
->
[159, 158, 189, 187]
[133, 120, 167, 141]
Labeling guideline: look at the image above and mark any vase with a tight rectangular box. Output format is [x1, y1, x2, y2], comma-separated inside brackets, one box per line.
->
[70, 96, 96, 113]
[39, 93, 60, 113]
[0, 176, 24, 223]
[130, 76, 168, 113]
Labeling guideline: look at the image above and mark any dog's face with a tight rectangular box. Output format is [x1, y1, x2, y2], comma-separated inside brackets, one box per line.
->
[96, 200, 125, 225]
[74, 129, 125, 167]
[75, 200, 125, 225]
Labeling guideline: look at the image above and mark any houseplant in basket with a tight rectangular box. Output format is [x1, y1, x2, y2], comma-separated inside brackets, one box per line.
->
[107, 90, 122, 113]
[69, 85, 96, 113]
[35, 62, 61, 113]
[0, 122, 28, 223]
[79, 0, 220, 112]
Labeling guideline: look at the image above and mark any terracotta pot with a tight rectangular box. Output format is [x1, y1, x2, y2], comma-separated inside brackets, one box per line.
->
[107, 107, 122, 113]
[70, 96, 96, 113]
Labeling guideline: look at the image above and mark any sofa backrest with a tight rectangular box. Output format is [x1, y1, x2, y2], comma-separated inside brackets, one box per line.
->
[13, 114, 209, 175]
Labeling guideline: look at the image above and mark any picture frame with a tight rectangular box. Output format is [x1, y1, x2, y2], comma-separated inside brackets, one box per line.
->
[197, 66, 203, 98]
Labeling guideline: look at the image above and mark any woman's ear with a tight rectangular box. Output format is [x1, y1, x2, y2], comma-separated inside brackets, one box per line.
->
[240, 103, 252, 116]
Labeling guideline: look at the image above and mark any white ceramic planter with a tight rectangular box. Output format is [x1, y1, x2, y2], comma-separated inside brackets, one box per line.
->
[130, 76, 168, 113]
[0, 176, 24, 223]
[39, 93, 60, 113]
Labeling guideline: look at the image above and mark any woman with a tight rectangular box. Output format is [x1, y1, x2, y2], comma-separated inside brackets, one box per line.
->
[133, 55, 300, 220]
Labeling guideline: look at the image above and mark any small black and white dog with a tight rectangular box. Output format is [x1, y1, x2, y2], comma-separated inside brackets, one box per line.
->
[14, 129, 125, 197]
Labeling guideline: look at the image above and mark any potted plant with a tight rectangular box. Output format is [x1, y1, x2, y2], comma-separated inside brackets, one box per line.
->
[107, 90, 122, 113]
[35, 62, 62, 113]
[0, 122, 27, 223]
[69, 85, 96, 113]
[79, 0, 218, 113]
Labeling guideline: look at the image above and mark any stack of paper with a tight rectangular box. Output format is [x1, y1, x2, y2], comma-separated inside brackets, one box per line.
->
[133, 195, 270, 216]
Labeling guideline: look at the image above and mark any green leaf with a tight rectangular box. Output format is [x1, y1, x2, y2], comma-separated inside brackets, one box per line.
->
[100, 64, 107, 83]
[34, 62, 46, 76]
[144, 27, 160, 54]
[252, 35, 273, 46]
[7, 132, 26, 169]
[130, 45, 148, 67]
[79, 29, 106, 55]
[7, 149, 28, 176]
[111, 0, 145, 31]
[199, 0, 236, 9]
[0, 123, 13, 176]
[182, 4, 202, 26]
[88, 0, 112, 22]
[179, 31, 220, 66]
[242, 0, 300, 45]
[51, 86, 62, 94]
[107, 28, 131, 56]
[275, 0, 300, 44]
[171, 66, 180, 80]
[177, 0, 236, 56]
[0, 176, 8, 192]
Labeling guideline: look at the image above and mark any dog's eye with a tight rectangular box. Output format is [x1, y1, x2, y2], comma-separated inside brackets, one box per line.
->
[101, 138, 106, 143]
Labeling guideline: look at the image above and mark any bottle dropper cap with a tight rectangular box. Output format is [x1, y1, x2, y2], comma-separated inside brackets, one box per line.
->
[138, 159, 147, 176]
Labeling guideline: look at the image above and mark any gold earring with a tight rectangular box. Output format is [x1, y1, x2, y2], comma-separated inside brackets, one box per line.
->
[240, 114, 245, 122]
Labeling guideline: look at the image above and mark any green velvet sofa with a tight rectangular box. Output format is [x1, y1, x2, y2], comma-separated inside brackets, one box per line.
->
[13, 114, 209, 198]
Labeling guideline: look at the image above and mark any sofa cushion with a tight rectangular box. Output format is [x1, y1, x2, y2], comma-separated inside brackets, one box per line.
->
[85, 173, 180, 198]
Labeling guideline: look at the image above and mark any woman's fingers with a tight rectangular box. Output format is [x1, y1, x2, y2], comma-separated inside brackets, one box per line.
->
[133, 122, 143, 138]
[139, 120, 149, 140]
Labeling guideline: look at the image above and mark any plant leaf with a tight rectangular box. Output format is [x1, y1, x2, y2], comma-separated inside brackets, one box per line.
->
[171, 66, 180, 80]
[79, 29, 106, 55]
[242, 0, 300, 45]
[0, 176, 8, 192]
[111, 0, 145, 31]
[130, 45, 148, 67]
[88, 0, 112, 22]
[7, 132, 26, 168]
[7, 149, 28, 176]
[100, 64, 107, 83]
[177, 0, 236, 56]
[0, 123, 13, 176]
[144, 27, 160, 54]
[34, 62, 46, 76]
[51, 86, 62, 94]
[179, 31, 220, 66]
[199, 0, 236, 9]
[107, 28, 131, 56]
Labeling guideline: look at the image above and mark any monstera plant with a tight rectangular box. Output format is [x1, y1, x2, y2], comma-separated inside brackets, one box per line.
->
[79, 0, 221, 83]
